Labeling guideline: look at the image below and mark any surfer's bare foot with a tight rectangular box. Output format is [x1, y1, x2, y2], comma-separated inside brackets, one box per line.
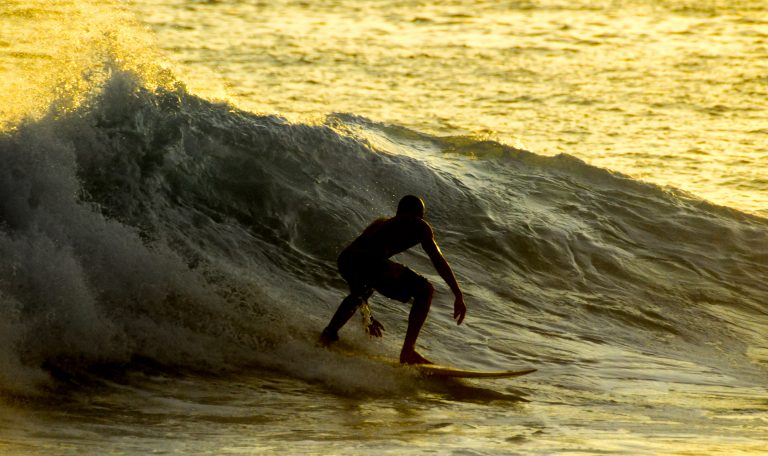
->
[318, 328, 338, 347]
[399, 350, 433, 365]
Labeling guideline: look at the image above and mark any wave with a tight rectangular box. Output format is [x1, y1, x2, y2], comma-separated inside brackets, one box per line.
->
[1, 65, 766, 395]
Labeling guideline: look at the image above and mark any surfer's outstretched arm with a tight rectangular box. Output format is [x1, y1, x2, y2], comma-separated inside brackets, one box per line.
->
[421, 232, 466, 325]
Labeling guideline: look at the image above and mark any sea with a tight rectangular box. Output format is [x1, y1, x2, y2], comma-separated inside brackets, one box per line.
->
[0, 0, 766, 454]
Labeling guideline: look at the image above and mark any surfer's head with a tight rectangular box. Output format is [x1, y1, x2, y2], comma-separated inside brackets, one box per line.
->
[397, 195, 425, 218]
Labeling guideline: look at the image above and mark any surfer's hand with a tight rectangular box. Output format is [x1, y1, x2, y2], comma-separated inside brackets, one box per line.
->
[453, 295, 466, 325]
[366, 317, 385, 337]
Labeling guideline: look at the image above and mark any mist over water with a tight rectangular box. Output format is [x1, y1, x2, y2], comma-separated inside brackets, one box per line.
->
[0, 0, 767, 454]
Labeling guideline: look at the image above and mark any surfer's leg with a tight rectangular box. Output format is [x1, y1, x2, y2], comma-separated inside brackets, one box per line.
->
[399, 281, 434, 364]
[322, 252, 372, 346]
[369, 261, 434, 364]
[319, 287, 373, 346]
[320, 295, 362, 345]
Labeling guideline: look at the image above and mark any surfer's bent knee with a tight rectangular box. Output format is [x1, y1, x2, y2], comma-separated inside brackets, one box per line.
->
[413, 279, 434, 303]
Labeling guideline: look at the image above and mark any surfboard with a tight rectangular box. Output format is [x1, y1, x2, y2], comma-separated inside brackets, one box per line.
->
[411, 363, 537, 379]
[332, 347, 535, 379]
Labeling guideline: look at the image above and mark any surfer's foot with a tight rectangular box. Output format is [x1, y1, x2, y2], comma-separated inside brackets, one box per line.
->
[318, 328, 338, 347]
[399, 349, 433, 365]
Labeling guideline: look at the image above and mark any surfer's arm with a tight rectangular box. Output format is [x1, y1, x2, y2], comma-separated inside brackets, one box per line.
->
[421, 228, 466, 324]
[424, 239, 461, 296]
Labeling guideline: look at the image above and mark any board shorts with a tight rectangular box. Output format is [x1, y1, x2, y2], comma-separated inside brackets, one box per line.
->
[338, 249, 429, 303]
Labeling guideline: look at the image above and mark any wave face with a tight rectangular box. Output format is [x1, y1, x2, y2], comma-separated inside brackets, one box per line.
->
[1, 67, 766, 395]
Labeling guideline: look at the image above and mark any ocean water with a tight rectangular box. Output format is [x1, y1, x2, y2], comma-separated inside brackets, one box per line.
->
[0, 0, 767, 454]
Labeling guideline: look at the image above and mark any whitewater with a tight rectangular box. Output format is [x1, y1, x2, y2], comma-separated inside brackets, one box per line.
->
[1, 0, 766, 454]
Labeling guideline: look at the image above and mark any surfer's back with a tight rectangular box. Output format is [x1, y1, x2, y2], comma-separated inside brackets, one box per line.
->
[345, 215, 432, 260]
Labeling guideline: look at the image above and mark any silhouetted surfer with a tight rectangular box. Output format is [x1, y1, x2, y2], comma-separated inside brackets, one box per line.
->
[319, 195, 466, 364]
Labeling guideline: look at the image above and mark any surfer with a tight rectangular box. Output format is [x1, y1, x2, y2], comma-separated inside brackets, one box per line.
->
[319, 195, 466, 364]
